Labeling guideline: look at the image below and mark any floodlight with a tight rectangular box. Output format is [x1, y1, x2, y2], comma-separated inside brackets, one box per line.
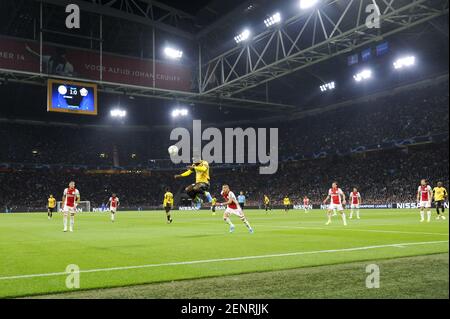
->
[264, 13, 282, 28]
[300, 0, 319, 10]
[393, 56, 416, 69]
[110, 109, 127, 118]
[353, 69, 372, 82]
[164, 47, 183, 60]
[320, 81, 335, 92]
[171, 108, 189, 118]
[234, 29, 251, 44]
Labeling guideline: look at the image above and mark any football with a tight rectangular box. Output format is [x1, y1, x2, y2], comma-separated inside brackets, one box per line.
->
[168, 145, 179, 156]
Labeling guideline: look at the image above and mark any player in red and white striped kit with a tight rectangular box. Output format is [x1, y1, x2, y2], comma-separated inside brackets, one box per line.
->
[323, 182, 347, 226]
[108, 194, 120, 222]
[349, 188, 361, 219]
[303, 196, 311, 213]
[220, 184, 253, 234]
[62, 181, 80, 232]
[417, 179, 433, 223]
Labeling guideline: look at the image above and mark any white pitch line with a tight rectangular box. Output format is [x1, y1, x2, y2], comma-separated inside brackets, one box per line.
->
[264, 225, 449, 236]
[0, 240, 447, 281]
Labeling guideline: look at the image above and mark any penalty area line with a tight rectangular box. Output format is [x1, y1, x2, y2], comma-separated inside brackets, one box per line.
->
[0, 240, 447, 281]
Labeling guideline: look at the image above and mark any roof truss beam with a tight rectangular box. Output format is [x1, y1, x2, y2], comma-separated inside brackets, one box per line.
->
[199, 0, 449, 98]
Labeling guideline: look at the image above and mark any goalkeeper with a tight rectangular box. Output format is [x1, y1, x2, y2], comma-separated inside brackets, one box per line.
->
[175, 157, 213, 209]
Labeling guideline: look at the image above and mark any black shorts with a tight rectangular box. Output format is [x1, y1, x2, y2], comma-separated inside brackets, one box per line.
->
[164, 205, 172, 213]
[436, 200, 444, 208]
[284, 205, 290, 209]
[194, 182, 210, 192]
[239, 203, 245, 210]
[48, 207, 55, 213]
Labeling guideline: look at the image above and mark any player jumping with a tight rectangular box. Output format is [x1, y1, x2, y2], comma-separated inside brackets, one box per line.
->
[323, 182, 347, 226]
[108, 193, 120, 222]
[220, 184, 253, 234]
[62, 181, 80, 232]
[174, 157, 213, 209]
[349, 188, 361, 219]
[417, 179, 433, 223]
[163, 188, 174, 224]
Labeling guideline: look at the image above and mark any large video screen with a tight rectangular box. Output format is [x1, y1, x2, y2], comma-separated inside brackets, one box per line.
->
[47, 79, 97, 115]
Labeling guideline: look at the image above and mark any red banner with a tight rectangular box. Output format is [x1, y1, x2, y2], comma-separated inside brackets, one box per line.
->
[0, 37, 192, 92]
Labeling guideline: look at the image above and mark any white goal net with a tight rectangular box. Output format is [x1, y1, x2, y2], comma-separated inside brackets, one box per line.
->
[57, 201, 91, 212]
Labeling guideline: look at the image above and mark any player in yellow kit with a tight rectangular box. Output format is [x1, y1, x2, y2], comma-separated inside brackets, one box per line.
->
[263, 195, 271, 213]
[174, 158, 213, 209]
[433, 182, 448, 220]
[283, 196, 291, 213]
[47, 194, 56, 219]
[163, 188, 174, 224]
[211, 196, 217, 215]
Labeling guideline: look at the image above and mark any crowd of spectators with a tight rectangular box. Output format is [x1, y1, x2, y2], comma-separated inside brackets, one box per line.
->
[0, 81, 448, 210]
[0, 81, 448, 167]
[277, 83, 449, 158]
[211, 144, 449, 206]
[0, 144, 447, 211]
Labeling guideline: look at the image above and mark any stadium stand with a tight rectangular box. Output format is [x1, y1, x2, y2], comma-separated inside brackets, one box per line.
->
[0, 81, 448, 211]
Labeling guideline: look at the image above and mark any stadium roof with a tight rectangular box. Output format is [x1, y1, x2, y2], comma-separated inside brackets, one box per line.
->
[0, 0, 448, 116]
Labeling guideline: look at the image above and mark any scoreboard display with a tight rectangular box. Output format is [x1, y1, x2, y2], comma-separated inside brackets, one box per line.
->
[47, 79, 98, 115]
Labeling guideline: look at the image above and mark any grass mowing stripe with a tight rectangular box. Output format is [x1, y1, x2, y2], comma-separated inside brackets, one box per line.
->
[1, 240, 447, 281]
[263, 225, 449, 236]
[30, 254, 449, 299]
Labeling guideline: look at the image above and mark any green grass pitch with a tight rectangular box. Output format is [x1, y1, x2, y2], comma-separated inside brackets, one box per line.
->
[0, 209, 448, 299]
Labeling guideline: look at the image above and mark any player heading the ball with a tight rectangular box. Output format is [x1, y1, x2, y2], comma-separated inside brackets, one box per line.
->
[174, 156, 213, 209]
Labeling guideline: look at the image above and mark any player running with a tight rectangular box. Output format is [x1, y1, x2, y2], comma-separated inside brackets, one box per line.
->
[62, 181, 80, 232]
[174, 157, 213, 209]
[108, 193, 120, 222]
[417, 179, 433, 223]
[47, 194, 56, 219]
[349, 188, 361, 219]
[283, 196, 291, 213]
[263, 194, 271, 213]
[323, 182, 347, 226]
[433, 182, 448, 220]
[220, 184, 253, 234]
[303, 196, 311, 213]
[163, 188, 174, 224]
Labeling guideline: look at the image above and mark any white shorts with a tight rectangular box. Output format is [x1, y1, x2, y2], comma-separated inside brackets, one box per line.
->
[63, 205, 76, 214]
[110, 207, 117, 213]
[351, 204, 360, 209]
[328, 203, 344, 211]
[224, 207, 244, 218]
[419, 201, 431, 209]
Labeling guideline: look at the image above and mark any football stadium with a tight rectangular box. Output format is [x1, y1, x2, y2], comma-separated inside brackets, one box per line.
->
[0, 0, 449, 302]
